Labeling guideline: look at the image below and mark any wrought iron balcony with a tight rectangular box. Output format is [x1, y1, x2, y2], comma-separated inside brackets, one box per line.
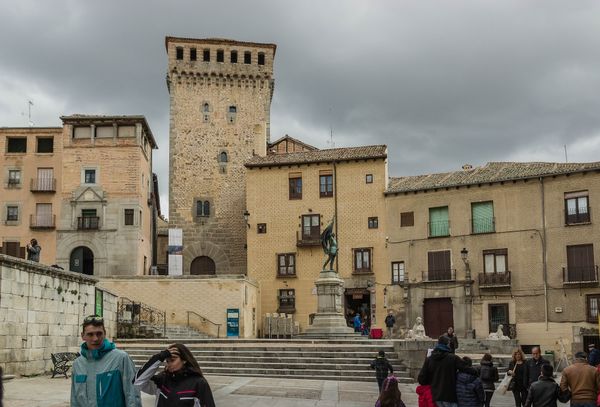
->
[30, 214, 55, 229]
[296, 230, 321, 247]
[78, 216, 100, 230]
[6, 179, 21, 188]
[565, 208, 591, 225]
[422, 268, 456, 282]
[563, 266, 598, 286]
[30, 178, 56, 192]
[471, 217, 496, 234]
[478, 271, 511, 288]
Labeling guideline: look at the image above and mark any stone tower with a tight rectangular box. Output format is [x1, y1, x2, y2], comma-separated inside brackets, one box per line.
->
[166, 37, 276, 275]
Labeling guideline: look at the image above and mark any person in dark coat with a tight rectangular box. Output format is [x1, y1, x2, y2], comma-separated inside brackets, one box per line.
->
[456, 357, 484, 407]
[477, 353, 499, 407]
[524, 347, 550, 390]
[353, 313, 362, 333]
[26, 238, 41, 262]
[524, 364, 569, 407]
[385, 311, 396, 339]
[371, 350, 394, 392]
[0, 366, 3, 407]
[441, 327, 459, 353]
[418, 335, 467, 405]
[507, 348, 528, 407]
[588, 344, 600, 367]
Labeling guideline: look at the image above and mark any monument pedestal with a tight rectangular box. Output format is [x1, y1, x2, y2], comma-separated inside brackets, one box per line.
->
[300, 270, 357, 338]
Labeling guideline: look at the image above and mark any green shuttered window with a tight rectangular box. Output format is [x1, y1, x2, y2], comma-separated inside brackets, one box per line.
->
[472, 201, 495, 234]
[429, 206, 449, 237]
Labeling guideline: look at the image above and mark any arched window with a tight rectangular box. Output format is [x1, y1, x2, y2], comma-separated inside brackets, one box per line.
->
[203, 201, 210, 216]
[190, 256, 216, 275]
[203, 103, 210, 113]
[70, 246, 94, 275]
[227, 105, 237, 123]
[220, 151, 228, 163]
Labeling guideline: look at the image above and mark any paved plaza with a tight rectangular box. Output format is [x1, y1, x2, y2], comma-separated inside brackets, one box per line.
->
[3, 374, 548, 407]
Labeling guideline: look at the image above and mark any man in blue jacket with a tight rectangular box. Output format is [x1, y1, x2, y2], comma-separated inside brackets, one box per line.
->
[71, 315, 141, 407]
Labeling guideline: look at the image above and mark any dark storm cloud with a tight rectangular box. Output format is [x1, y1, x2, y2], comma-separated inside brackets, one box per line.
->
[1, 1, 600, 214]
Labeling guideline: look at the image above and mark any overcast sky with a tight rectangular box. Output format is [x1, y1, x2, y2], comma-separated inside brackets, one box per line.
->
[2, 0, 600, 216]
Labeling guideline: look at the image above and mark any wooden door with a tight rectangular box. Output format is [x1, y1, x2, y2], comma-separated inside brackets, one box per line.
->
[423, 298, 454, 339]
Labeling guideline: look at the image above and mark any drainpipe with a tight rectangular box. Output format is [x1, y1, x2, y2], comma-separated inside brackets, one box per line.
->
[540, 177, 549, 331]
[333, 162, 339, 271]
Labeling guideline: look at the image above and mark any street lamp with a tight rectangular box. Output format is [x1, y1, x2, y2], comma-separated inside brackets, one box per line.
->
[460, 247, 468, 262]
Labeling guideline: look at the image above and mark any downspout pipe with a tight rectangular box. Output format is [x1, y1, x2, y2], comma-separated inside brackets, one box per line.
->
[333, 162, 339, 271]
[540, 177, 549, 331]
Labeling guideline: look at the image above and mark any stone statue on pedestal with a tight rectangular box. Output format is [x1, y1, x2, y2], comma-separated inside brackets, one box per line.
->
[407, 316, 429, 339]
[321, 220, 337, 272]
[487, 324, 510, 340]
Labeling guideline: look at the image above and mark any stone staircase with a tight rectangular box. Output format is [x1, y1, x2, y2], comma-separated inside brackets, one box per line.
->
[116, 338, 412, 383]
[164, 325, 210, 340]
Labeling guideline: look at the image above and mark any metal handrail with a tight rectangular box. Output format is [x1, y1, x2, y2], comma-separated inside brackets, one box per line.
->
[186, 310, 222, 338]
[427, 220, 451, 237]
[117, 297, 166, 338]
[30, 178, 56, 192]
[562, 265, 598, 284]
[478, 271, 511, 287]
[470, 217, 496, 234]
[422, 268, 457, 282]
[565, 208, 591, 224]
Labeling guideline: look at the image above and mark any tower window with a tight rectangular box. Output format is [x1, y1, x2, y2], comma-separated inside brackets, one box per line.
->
[203, 49, 210, 62]
[244, 51, 251, 64]
[231, 50, 238, 63]
[217, 50, 224, 62]
[258, 52, 265, 65]
[219, 151, 228, 163]
[227, 105, 237, 123]
[196, 200, 210, 217]
[190, 48, 197, 61]
[203, 103, 210, 113]
[176, 47, 183, 60]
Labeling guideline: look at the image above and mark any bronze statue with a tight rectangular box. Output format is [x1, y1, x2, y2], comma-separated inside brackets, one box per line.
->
[321, 220, 338, 271]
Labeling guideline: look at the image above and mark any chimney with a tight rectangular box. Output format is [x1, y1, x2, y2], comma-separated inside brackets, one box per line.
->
[462, 164, 473, 170]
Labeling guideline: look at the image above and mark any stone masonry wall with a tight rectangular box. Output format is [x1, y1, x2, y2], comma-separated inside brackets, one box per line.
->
[167, 38, 275, 275]
[0, 254, 117, 376]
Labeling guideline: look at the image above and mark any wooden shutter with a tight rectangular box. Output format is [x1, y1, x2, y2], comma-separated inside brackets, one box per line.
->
[428, 250, 451, 280]
[472, 202, 494, 233]
[400, 212, 414, 227]
[429, 207, 449, 236]
[567, 244, 594, 282]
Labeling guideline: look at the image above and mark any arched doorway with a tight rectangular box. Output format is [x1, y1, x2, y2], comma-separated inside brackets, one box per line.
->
[190, 256, 216, 275]
[70, 246, 94, 275]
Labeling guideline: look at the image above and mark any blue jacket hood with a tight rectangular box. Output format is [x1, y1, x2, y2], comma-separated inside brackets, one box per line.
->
[81, 338, 116, 360]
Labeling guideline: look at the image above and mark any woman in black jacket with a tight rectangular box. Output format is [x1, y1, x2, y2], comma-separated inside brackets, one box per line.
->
[507, 348, 527, 407]
[134, 343, 216, 407]
[478, 353, 499, 407]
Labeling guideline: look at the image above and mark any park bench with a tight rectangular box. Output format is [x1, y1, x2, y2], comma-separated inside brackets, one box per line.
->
[50, 352, 79, 378]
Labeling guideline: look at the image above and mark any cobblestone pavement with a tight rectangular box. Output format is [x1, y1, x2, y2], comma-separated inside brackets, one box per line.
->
[4, 374, 566, 406]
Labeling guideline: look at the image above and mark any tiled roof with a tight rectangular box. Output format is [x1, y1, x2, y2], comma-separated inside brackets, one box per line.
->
[386, 161, 600, 194]
[245, 145, 387, 167]
[268, 135, 318, 152]
[165, 37, 277, 54]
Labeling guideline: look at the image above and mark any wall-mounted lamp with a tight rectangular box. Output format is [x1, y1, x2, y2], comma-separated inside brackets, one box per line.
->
[465, 285, 472, 297]
[460, 247, 469, 263]
[243, 210, 250, 228]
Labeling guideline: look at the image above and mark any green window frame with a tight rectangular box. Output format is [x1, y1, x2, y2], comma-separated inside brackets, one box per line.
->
[95, 289, 104, 317]
[429, 206, 449, 237]
[472, 201, 495, 234]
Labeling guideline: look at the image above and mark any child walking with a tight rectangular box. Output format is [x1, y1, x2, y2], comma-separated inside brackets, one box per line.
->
[375, 376, 406, 407]
[370, 350, 394, 392]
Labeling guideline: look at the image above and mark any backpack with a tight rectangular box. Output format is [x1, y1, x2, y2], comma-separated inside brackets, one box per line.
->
[480, 366, 493, 381]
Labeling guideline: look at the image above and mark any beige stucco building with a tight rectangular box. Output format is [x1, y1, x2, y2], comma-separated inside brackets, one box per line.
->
[385, 161, 600, 353]
[245, 145, 388, 334]
[0, 115, 159, 277]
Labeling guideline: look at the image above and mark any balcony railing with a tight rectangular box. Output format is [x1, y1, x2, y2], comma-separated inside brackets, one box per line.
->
[428, 220, 450, 237]
[296, 230, 321, 247]
[422, 268, 456, 282]
[30, 214, 55, 229]
[479, 271, 511, 288]
[563, 265, 598, 285]
[6, 179, 21, 188]
[471, 217, 496, 234]
[78, 216, 100, 230]
[30, 178, 56, 192]
[565, 208, 591, 225]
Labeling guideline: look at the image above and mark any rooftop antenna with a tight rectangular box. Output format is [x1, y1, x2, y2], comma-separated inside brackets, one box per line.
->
[564, 144, 568, 163]
[27, 100, 34, 127]
[326, 107, 335, 148]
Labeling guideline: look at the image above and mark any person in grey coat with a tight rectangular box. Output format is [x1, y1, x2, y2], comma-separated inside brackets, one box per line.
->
[26, 239, 41, 262]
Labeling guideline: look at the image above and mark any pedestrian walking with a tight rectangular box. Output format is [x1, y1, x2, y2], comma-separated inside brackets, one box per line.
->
[441, 327, 459, 353]
[416, 384, 435, 407]
[385, 311, 396, 339]
[560, 351, 600, 407]
[26, 238, 41, 262]
[0, 366, 4, 407]
[371, 350, 394, 393]
[507, 348, 528, 407]
[524, 347, 549, 390]
[524, 364, 569, 407]
[71, 315, 141, 407]
[375, 376, 406, 407]
[587, 344, 600, 367]
[477, 353, 499, 407]
[456, 356, 484, 407]
[353, 313, 362, 333]
[134, 343, 215, 407]
[418, 335, 468, 407]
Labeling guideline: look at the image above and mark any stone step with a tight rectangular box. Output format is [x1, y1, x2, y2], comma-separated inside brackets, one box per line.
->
[127, 354, 403, 366]
[117, 338, 397, 345]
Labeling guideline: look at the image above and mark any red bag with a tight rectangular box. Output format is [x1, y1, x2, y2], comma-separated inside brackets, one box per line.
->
[416, 384, 435, 407]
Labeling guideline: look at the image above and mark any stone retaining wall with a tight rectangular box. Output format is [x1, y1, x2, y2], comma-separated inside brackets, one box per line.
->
[0, 254, 117, 376]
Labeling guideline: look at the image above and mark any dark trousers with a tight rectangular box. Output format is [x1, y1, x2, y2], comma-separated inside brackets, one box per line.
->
[512, 387, 527, 407]
[484, 390, 494, 407]
[377, 377, 385, 392]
